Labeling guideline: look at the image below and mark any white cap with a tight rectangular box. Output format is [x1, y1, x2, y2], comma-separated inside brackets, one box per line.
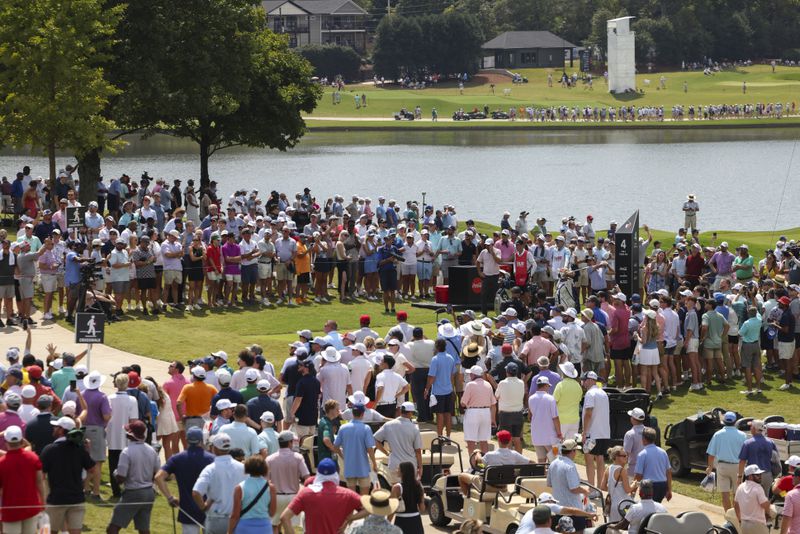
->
[191, 366, 206, 379]
[50, 417, 76, 431]
[21, 385, 36, 399]
[256, 379, 271, 391]
[744, 464, 765, 476]
[260, 411, 276, 423]
[245, 368, 260, 382]
[628, 407, 646, 421]
[217, 370, 232, 385]
[215, 399, 235, 411]
[4, 425, 23, 443]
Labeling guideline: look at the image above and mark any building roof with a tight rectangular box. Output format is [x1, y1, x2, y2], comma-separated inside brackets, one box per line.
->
[482, 31, 576, 51]
[262, 0, 367, 16]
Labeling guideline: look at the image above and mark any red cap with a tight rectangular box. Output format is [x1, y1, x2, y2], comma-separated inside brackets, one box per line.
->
[360, 314, 371, 325]
[779, 296, 792, 306]
[128, 371, 141, 388]
[27, 365, 43, 379]
[501, 343, 513, 355]
[497, 430, 512, 444]
[396, 311, 408, 321]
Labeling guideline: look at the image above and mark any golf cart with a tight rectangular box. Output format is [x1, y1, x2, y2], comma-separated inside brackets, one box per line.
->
[664, 407, 742, 476]
[376, 432, 463, 491]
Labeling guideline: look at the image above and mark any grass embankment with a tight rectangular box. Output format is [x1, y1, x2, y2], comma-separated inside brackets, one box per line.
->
[307, 64, 800, 126]
[65, 223, 799, 510]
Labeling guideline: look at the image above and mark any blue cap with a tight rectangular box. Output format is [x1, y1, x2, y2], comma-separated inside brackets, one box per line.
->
[186, 427, 204, 444]
[317, 458, 338, 475]
[723, 411, 737, 424]
[714, 292, 725, 304]
[631, 293, 641, 303]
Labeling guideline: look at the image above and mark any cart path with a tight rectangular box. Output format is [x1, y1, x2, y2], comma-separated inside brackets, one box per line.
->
[4, 314, 725, 530]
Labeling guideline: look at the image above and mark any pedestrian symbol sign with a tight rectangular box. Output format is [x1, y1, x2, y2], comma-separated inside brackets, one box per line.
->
[75, 313, 104, 344]
[66, 206, 87, 229]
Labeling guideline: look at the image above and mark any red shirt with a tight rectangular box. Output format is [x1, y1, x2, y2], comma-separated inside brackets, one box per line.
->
[0, 448, 43, 522]
[205, 244, 222, 273]
[288, 481, 362, 534]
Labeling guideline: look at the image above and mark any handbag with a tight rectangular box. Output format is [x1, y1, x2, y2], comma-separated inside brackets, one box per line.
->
[240, 481, 269, 517]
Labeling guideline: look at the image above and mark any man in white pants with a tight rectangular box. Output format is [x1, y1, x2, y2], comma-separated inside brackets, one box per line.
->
[460, 365, 496, 455]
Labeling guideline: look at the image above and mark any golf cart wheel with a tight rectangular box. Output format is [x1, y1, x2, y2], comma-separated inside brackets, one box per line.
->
[667, 447, 689, 476]
[429, 494, 451, 526]
[506, 524, 519, 534]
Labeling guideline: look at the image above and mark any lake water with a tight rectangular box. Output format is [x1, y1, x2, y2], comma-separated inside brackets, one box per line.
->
[2, 127, 799, 232]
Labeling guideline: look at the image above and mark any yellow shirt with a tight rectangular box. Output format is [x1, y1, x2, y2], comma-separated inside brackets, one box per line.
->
[553, 378, 583, 425]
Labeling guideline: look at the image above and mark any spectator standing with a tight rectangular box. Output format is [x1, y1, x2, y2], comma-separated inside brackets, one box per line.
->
[41, 417, 95, 534]
[155, 427, 214, 534]
[707, 411, 747, 511]
[107, 420, 160, 534]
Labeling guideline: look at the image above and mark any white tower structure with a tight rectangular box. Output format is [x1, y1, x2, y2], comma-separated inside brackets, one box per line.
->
[607, 16, 636, 93]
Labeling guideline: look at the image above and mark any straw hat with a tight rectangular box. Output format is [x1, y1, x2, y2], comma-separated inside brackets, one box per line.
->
[360, 490, 399, 516]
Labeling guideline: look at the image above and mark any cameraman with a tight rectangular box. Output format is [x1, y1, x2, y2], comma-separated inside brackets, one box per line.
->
[64, 240, 95, 323]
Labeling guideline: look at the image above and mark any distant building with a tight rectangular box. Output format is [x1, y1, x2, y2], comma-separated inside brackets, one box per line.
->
[481, 31, 577, 69]
[261, 0, 368, 52]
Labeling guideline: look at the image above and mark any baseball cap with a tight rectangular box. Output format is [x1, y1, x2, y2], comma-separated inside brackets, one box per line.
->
[211, 432, 232, 451]
[4, 425, 23, 444]
[723, 411, 737, 424]
[628, 408, 646, 421]
[496, 430, 512, 444]
[186, 427, 204, 444]
[50, 417, 75, 439]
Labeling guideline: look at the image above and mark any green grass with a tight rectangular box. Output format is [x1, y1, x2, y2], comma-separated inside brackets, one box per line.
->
[309, 64, 800, 122]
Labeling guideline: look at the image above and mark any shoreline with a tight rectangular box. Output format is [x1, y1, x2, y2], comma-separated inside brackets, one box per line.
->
[306, 117, 800, 132]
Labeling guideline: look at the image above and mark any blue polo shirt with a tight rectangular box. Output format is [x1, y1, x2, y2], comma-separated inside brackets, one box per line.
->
[334, 419, 375, 478]
[161, 446, 214, 525]
[634, 444, 670, 482]
[739, 434, 776, 472]
[707, 426, 747, 463]
[428, 352, 458, 396]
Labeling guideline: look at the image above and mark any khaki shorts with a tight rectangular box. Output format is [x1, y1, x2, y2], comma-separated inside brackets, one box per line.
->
[258, 263, 273, 280]
[715, 461, 739, 493]
[703, 347, 723, 360]
[41, 273, 59, 293]
[225, 273, 241, 283]
[275, 262, 292, 282]
[346, 476, 371, 491]
[163, 269, 182, 285]
[47, 504, 86, 530]
[779, 341, 795, 360]
[207, 271, 221, 282]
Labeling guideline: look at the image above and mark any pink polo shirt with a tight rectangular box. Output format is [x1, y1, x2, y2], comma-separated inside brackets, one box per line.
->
[461, 379, 496, 408]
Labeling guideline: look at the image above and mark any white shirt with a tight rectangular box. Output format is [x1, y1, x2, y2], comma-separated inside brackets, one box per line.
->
[108, 392, 138, 450]
[582, 385, 610, 439]
[348, 355, 373, 394]
[375, 369, 407, 405]
[193, 455, 246, 516]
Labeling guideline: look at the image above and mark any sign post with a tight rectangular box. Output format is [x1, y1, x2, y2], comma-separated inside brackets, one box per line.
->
[66, 206, 87, 229]
[614, 210, 640, 297]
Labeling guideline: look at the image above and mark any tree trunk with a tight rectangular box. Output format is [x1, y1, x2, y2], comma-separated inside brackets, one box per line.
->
[77, 148, 101, 207]
[199, 134, 211, 191]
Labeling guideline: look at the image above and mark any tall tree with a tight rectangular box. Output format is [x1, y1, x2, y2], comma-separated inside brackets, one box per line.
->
[0, 0, 123, 194]
[109, 0, 320, 190]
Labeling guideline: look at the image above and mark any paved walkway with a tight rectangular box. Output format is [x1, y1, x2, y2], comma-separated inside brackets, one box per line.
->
[4, 313, 725, 530]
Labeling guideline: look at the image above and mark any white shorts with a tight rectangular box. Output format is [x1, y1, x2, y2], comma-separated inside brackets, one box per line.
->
[686, 338, 700, 353]
[41, 273, 58, 293]
[779, 341, 795, 360]
[225, 274, 241, 283]
[463, 407, 491, 442]
[258, 263, 273, 280]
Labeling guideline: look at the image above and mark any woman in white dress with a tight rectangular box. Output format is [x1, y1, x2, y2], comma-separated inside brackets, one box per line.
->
[185, 183, 200, 226]
[150, 376, 181, 459]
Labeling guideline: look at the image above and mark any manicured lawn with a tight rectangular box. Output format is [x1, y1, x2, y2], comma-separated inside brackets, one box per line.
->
[308, 64, 800, 121]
